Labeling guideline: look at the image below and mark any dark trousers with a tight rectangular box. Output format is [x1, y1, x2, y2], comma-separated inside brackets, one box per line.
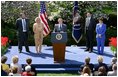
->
[86, 30, 94, 50]
[18, 32, 29, 51]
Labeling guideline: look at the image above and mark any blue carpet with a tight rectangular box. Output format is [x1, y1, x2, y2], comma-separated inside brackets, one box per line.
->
[4, 46, 114, 65]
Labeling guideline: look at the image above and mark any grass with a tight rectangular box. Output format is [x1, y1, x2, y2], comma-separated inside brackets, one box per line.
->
[37, 73, 80, 76]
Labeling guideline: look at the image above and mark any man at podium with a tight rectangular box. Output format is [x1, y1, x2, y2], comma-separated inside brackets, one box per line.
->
[53, 18, 67, 32]
[52, 18, 67, 63]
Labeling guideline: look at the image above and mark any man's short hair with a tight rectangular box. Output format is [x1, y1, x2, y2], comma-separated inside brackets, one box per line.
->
[86, 11, 92, 14]
[111, 57, 117, 64]
[58, 18, 63, 22]
[19, 12, 26, 17]
[85, 57, 90, 63]
[1, 56, 7, 63]
[26, 58, 32, 64]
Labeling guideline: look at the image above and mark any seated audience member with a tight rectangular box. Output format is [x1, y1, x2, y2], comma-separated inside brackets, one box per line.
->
[81, 66, 92, 76]
[9, 66, 21, 76]
[23, 58, 37, 76]
[107, 64, 117, 76]
[1, 56, 10, 73]
[98, 66, 107, 76]
[1, 65, 8, 76]
[108, 57, 117, 71]
[95, 56, 108, 73]
[21, 65, 33, 76]
[80, 57, 94, 73]
[10, 55, 22, 73]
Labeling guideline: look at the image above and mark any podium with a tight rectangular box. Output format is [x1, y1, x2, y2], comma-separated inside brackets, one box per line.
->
[51, 32, 67, 63]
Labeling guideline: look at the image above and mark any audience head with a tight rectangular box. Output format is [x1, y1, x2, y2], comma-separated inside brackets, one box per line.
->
[97, 56, 103, 63]
[12, 55, 19, 64]
[1, 56, 7, 64]
[82, 66, 91, 76]
[58, 18, 63, 24]
[98, 66, 106, 76]
[112, 64, 117, 71]
[111, 57, 117, 64]
[25, 65, 31, 72]
[26, 58, 32, 65]
[85, 57, 90, 64]
[12, 66, 18, 74]
[35, 17, 41, 23]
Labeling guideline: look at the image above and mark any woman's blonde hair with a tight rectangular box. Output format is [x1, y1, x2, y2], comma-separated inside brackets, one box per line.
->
[97, 56, 103, 63]
[12, 55, 19, 64]
[35, 17, 40, 22]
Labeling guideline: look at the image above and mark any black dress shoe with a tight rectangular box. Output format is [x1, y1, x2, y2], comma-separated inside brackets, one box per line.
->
[19, 50, 22, 53]
[89, 50, 93, 53]
[26, 51, 30, 53]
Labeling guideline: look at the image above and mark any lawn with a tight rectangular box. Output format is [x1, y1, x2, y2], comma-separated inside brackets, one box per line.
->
[37, 73, 80, 76]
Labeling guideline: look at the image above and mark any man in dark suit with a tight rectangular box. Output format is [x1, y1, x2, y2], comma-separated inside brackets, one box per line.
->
[53, 18, 67, 32]
[85, 12, 96, 53]
[16, 12, 30, 53]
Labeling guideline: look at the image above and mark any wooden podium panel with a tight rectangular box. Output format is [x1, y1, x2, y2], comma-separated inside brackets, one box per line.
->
[52, 43, 66, 63]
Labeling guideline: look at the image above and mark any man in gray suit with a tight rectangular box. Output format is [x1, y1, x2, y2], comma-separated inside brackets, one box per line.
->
[85, 12, 96, 53]
[53, 18, 67, 32]
[16, 12, 30, 53]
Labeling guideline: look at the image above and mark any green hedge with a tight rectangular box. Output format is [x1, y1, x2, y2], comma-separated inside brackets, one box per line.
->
[1, 20, 117, 46]
[1, 27, 116, 46]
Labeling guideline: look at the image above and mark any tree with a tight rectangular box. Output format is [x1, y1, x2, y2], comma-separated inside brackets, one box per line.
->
[1, 1, 117, 46]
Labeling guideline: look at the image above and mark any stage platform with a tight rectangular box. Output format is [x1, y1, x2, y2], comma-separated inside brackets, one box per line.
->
[4, 46, 114, 73]
[5, 46, 114, 64]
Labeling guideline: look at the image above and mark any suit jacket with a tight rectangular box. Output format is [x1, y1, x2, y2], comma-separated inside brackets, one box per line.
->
[16, 18, 29, 38]
[95, 63, 108, 72]
[80, 63, 94, 72]
[96, 23, 106, 39]
[107, 71, 117, 76]
[53, 24, 67, 32]
[85, 17, 96, 32]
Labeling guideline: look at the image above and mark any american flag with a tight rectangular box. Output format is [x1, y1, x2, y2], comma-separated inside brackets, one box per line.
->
[39, 1, 50, 37]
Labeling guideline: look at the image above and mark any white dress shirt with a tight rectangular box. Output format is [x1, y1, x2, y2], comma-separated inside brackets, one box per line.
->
[22, 19, 27, 32]
[107, 70, 117, 76]
[10, 63, 22, 73]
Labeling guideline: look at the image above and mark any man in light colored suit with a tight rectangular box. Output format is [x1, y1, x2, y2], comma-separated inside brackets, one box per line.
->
[53, 18, 67, 32]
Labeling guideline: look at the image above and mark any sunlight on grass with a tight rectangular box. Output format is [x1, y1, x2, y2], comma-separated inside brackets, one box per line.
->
[37, 73, 80, 76]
